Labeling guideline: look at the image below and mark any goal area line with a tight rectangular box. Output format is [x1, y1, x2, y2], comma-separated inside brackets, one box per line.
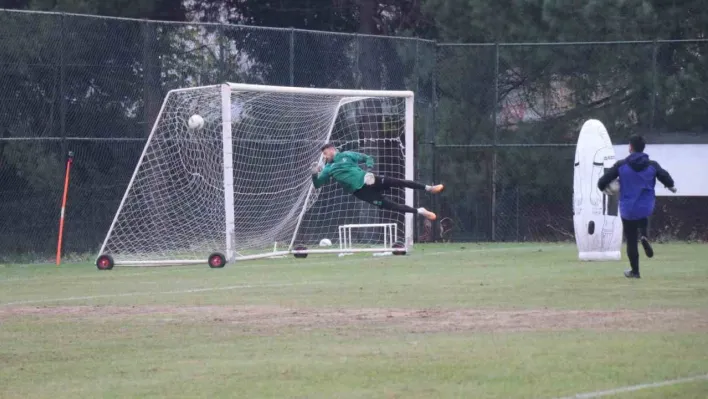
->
[551, 373, 708, 399]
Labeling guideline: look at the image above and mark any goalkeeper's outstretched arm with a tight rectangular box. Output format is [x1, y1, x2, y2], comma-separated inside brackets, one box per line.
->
[311, 163, 330, 189]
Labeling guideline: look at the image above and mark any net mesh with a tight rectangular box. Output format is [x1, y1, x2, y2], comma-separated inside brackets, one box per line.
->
[100, 85, 410, 263]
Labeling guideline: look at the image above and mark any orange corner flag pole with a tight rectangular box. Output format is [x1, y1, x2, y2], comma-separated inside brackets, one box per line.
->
[56, 151, 74, 266]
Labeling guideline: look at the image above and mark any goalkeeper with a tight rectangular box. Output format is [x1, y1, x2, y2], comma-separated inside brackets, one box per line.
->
[311, 143, 443, 221]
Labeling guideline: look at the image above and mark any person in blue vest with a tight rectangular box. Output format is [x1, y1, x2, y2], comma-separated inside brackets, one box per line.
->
[598, 134, 676, 278]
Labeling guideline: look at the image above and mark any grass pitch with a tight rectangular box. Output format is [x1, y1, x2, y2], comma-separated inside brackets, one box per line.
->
[1, 243, 707, 398]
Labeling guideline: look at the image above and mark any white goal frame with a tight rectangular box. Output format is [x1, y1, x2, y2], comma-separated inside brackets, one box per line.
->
[338, 223, 398, 253]
[97, 83, 415, 266]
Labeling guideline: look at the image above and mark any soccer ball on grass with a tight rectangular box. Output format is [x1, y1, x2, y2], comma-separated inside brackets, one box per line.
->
[319, 238, 332, 247]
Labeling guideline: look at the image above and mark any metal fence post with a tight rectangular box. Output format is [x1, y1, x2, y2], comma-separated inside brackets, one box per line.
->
[58, 12, 69, 255]
[289, 28, 295, 86]
[491, 43, 500, 241]
[142, 20, 151, 136]
[431, 42, 439, 241]
[60, 13, 66, 142]
[219, 24, 227, 82]
[414, 39, 420, 241]
[649, 39, 659, 239]
[650, 39, 658, 133]
[516, 186, 520, 241]
[355, 34, 361, 89]
[414, 40, 420, 97]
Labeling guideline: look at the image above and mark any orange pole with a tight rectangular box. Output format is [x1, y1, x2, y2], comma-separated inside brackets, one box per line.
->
[56, 152, 74, 266]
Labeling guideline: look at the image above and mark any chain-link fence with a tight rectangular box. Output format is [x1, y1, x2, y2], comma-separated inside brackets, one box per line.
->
[434, 41, 708, 242]
[1, 9, 707, 261]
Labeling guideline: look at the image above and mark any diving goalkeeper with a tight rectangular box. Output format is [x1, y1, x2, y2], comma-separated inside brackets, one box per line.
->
[311, 143, 443, 221]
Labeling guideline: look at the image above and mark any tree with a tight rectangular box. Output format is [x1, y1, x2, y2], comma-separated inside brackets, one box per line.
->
[423, 0, 708, 239]
[0, 0, 189, 257]
[188, 0, 429, 88]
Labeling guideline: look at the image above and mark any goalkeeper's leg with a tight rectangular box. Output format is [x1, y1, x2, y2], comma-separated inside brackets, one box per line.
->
[370, 175, 444, 194]
[353, 186, 437, 220]
[379, 199, 437, 221]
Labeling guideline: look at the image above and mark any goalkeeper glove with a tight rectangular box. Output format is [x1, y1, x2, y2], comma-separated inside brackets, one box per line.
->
[310, 162, 322, 175]
[668, 186, 677, 193]
[364, 172, 375, 186]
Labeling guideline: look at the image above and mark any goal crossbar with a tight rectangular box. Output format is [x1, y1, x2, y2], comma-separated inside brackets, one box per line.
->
[227, 82, 414, 98]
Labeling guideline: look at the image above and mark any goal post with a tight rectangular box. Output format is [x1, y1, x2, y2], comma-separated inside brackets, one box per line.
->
[221, 84, 236, 262]
[404, 94, 415, 249]
[97, 83, 415, 267]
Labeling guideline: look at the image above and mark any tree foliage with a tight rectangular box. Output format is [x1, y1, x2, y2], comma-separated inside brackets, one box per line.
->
[423, 0, 708, 240]
[0, 0, 188, 256]
[2, 0, 707, 257]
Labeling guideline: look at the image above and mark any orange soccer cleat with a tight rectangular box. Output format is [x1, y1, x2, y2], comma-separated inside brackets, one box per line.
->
[417, 207, 437, 221]
[428, 184, 445, 194]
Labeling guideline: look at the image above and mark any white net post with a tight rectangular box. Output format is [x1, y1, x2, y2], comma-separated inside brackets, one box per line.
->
[404, 96, 415, 249]
[221, 84, 235, 261]
[98, 83, 415, 266]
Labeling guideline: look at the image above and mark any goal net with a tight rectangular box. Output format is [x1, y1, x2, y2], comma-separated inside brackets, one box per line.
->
[97, 83, 414, 266]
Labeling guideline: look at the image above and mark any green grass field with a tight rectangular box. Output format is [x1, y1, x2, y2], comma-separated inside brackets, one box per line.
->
[1, 243, 707, 399]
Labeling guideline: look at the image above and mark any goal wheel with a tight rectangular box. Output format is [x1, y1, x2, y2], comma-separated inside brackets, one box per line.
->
[96, 255, 114, 270]
[293, 245, 308, 259]
[208, 253, 226, 268]
[392, 242, 407, 256]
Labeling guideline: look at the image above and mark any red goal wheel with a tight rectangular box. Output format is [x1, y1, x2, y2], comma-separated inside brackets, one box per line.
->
[208, 253, 226, 268]
[96, 255, 114, 270]
[293, 245, 308, 259]
[392, 242, 407, 256]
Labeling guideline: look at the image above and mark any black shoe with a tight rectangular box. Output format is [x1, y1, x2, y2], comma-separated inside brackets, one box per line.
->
[641, 236, 654, 258]
[624, 269, 641, 279]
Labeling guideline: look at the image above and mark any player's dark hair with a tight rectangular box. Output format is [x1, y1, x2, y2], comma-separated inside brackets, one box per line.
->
[320, 143, 336, 151]
[629, 134, 646, 152]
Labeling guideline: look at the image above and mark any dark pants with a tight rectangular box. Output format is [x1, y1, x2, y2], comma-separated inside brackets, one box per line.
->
[622, 217, 648, 273]
[353, 175, 425, 214]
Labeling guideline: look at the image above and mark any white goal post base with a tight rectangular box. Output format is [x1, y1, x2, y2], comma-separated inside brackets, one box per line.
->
[108, 248, 407, 266]
[338, 223, 402, 256]
[578, 251, 621, 261]
[293, 247, 405, 255]
[96, 83, 415, 267]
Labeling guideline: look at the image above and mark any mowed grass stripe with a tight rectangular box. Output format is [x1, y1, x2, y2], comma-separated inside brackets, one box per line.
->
[1, 244, 707, 310]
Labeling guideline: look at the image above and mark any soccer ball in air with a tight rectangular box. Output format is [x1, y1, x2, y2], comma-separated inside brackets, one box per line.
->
[605, 179, 620, 196]
[319, 238, 332, 247]
[188, 114, 204, 129]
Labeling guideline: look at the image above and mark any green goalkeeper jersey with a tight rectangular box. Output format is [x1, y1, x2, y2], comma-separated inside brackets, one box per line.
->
[312, 151, 374, 193]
